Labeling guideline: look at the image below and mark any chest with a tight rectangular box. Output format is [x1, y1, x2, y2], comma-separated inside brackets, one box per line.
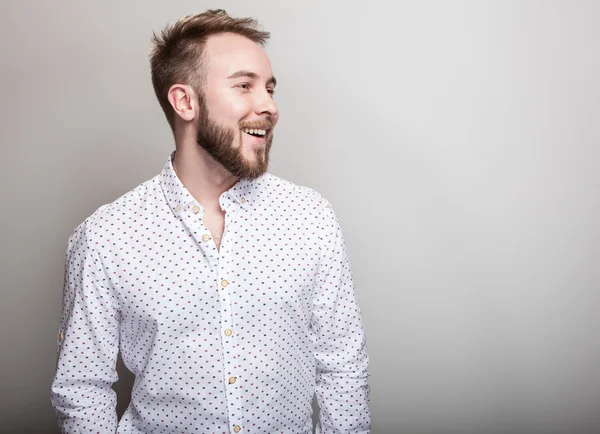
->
[202, 208, 226, 248]
[107, 210, 320, 327]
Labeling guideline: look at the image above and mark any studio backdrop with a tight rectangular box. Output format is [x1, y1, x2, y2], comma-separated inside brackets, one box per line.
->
[0, 1, 598, 433]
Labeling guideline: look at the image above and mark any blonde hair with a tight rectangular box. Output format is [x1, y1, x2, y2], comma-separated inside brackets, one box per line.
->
[149, 9, 270, 132]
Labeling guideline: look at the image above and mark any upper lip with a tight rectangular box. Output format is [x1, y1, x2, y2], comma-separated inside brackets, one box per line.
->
[241, 121, 273, 131]
[242, 127, 269, 131]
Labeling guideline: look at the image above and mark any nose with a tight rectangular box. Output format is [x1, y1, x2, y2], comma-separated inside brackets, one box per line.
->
[254, 88, 279, 118]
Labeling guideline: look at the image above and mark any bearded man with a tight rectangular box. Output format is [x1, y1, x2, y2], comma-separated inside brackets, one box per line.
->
[50, 9, 370, 434]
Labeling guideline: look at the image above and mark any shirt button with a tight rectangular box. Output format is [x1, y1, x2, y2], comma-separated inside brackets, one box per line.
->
[57, 332, 64, 341]
[228, 376, 237, 384]
[241, 197, 247, 204]
[174, 205, 181, 212]
[221, 279, 229, 288]
[193, 205, 200, 214]
[202, 234, 211, 242]
[224, 329, 233, 337]
[233, 426, 242, 433]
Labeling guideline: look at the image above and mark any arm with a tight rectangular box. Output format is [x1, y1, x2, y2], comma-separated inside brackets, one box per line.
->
[50, 219, 120, 433]
[311, 199, 371, 433]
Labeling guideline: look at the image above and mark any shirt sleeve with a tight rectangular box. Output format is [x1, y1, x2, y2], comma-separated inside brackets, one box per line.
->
[311, 199, 371, 433]
[50, 218, 121, 433]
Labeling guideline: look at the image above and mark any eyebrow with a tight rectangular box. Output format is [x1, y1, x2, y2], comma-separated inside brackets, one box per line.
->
[227, 70, 277, 86]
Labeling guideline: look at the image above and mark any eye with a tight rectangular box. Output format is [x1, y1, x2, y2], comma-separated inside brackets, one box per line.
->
[236, 83, 251, 90]
[267, 88, 276, 96]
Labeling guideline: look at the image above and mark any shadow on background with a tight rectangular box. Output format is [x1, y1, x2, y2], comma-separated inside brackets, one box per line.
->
[113, 353, 135, 420]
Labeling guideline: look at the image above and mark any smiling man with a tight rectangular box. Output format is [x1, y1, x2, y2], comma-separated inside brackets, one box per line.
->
[50, 9, 370, 433]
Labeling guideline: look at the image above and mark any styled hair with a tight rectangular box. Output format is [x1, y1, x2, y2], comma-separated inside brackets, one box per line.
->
[149, 9, 270, 132]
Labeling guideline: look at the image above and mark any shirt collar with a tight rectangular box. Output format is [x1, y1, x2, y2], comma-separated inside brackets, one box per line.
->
[159, 151, 266, 216]
[159, 152, 196, 216]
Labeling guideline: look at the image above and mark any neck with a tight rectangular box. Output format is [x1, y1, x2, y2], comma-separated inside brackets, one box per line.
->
[172, 142, 239, 211]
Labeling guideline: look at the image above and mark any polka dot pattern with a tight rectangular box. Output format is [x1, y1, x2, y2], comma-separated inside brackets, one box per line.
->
[50, 152, 370, 433]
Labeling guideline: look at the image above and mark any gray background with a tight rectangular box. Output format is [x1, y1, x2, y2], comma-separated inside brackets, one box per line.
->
[0, 1, 599, 433]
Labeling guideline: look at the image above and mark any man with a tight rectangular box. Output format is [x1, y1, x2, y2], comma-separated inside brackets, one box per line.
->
[51, 9, 370, 433]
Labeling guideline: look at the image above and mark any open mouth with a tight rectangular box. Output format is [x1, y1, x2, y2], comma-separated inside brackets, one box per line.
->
[242, 127, 269, 138]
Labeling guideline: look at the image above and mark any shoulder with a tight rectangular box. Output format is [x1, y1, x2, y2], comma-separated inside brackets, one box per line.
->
[259, 172, 333, 211]
[67, 175, 161, 250]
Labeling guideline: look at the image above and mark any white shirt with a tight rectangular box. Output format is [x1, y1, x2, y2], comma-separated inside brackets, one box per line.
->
[51, 153, 370, 433]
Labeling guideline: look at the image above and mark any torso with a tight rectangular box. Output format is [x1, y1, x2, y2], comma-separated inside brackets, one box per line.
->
[86, 170, 333, 432]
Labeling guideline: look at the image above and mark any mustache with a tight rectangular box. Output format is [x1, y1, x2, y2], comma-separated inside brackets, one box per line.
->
[239, 119, 274, 130]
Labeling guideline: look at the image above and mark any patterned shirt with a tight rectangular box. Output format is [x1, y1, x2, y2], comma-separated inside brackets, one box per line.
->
[50, 153, 370, 433]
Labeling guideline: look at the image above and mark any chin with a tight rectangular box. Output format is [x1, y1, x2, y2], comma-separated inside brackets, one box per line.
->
[244, 148, 264, 162]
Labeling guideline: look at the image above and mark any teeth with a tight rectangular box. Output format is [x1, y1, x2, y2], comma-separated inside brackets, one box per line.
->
[243, 128, 267, 136]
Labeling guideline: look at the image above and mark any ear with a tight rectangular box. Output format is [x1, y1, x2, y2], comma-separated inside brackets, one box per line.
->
[167, 84, 196, 122]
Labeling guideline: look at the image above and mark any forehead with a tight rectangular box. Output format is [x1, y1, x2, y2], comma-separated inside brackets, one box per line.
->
[203, 32, 273, 79]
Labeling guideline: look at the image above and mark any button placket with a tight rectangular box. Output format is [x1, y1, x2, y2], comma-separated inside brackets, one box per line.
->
[215, 195, 244, 429]
[179, 201, 221, 263]
[218, 260, 243, 431]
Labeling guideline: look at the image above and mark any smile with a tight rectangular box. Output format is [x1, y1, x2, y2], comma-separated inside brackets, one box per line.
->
[242, 128, 268, 137]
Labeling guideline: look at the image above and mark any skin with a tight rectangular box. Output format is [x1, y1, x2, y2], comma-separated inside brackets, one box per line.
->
[167, 32, 279, 249]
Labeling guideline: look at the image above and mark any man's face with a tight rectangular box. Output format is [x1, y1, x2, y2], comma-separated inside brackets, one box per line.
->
[195, 32, 279, 179]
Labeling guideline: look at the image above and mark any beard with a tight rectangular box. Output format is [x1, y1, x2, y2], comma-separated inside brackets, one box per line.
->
[195, 94, 273, 180]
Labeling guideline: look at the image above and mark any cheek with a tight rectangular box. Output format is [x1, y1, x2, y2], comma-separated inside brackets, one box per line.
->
[205, 90, 252, 123]
[229, 99, 253, 120]
[219, 91, 252, 119]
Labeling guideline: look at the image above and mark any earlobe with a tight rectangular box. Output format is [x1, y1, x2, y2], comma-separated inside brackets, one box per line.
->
[168, 85, 195, 122]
